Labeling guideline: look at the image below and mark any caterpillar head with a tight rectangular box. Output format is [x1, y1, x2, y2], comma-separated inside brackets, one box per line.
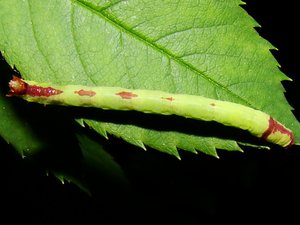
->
[8, 76, 27, 96]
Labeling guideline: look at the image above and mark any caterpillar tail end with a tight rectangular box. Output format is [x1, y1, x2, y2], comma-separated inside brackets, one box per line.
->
[261, 117, 295, 148]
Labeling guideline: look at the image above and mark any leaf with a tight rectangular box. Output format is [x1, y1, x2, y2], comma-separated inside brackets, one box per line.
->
[0, 0, 299, 157]
[0, 89, 45, 156]
[50, 133, 129, 194]
[77, 133, 129, 187]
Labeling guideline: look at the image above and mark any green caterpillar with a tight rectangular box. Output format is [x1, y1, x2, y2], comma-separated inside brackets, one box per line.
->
[8, 76, 295, 148]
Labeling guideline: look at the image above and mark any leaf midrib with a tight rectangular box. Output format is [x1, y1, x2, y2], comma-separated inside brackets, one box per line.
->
[74, 0, 253, 108]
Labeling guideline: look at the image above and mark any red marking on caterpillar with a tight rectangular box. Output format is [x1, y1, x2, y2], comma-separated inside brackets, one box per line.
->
[261, 117, 295, 147]
[74, 89, 96, 97]
[8, 76, 63, 97]
[116, 91, 138, 99]
[162, 97, 175, 101]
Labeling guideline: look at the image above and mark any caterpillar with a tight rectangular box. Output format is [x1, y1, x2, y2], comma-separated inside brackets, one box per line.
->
[8, 76, 295, 148]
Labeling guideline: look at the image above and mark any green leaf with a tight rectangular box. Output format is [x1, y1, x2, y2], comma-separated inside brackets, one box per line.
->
[77, 133, 129, 186]
[50, 133, 129, 194]
[0, 0, 299, 157]
[0, 90, 45, 156]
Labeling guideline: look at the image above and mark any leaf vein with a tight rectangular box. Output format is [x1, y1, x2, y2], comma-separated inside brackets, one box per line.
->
[74, 0, 253, 107]
[70, 2, 96, 84]
[27, 0, 57, 79]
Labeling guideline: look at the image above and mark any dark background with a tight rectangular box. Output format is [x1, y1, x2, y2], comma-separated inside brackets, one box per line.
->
[0, 1, 299, 224]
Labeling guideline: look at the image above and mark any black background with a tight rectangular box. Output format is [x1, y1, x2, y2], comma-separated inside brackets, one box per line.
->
[1, 1, 299, 224]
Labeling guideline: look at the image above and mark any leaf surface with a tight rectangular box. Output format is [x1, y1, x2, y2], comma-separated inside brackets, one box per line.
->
[0, 92, 45, 156]
[0, 0, 299, 157]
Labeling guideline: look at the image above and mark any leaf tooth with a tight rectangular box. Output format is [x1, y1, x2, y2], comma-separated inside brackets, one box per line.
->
[172, 150, 181, 160]
[85, 120, 109, 139]
[162, 145, 181, 160]
[183, 147, 198, 155]
[132, 139, 147, 151]
[55, 175, 65, 184]
[195, 146, 219, 159]
[51, 171, 92, 195]
[97, 128, 109, 140]
[76, 118, 85, 127]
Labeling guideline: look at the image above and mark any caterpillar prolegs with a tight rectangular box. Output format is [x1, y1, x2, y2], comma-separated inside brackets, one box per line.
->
[8, 76, 295, 148]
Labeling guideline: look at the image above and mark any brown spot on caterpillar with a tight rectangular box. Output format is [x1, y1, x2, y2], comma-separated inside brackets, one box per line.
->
[8, 76, 62, 97]
[74, 89, 96, 97]
[116, 91, 138, 99]
[210, 103, 216, 106]
[162, 97, 175, 101]
[261, 117, 295, 148]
